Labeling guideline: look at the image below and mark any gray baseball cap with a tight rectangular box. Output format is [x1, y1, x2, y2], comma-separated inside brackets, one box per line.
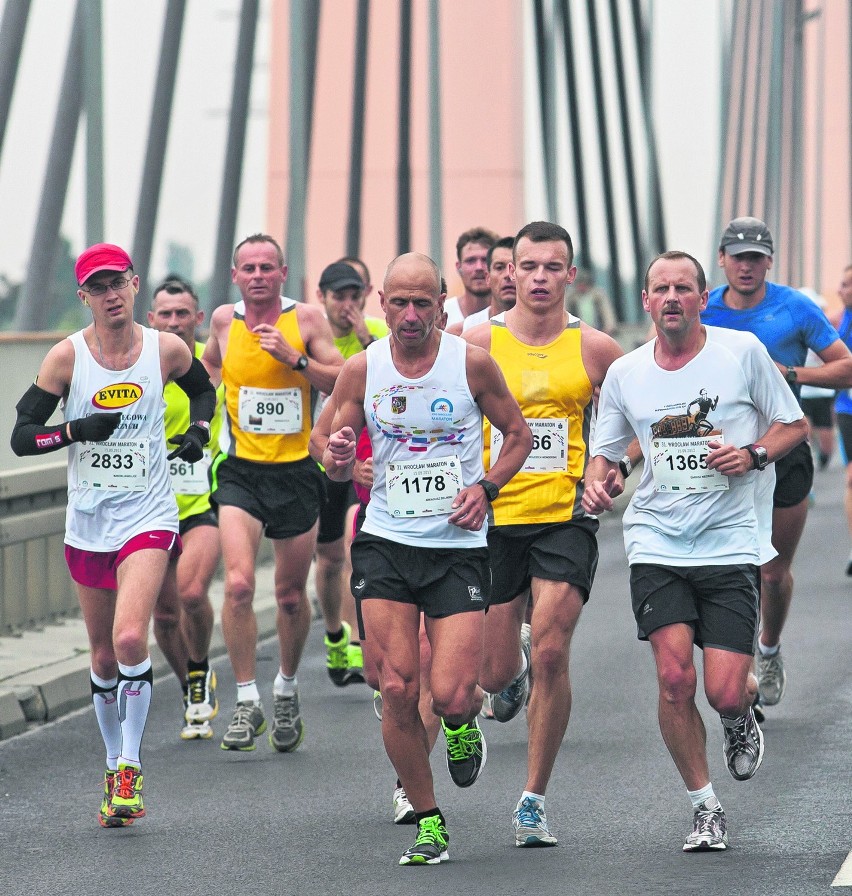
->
[719, 217, 774, 256]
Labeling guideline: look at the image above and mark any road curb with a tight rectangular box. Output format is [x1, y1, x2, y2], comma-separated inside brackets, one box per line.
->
[0, 561, 286, 741]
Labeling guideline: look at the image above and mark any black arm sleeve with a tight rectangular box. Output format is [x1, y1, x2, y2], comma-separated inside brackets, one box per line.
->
[174, 356, 217, 424]
[10, 384, 66, 456]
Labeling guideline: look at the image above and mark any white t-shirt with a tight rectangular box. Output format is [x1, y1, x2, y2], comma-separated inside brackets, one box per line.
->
[592, 326, 803, 566]
[362, 333, 486, 549]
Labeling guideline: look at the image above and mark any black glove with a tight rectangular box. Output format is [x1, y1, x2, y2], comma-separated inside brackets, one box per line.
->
[167, 424, 208, 464]
[69, 412, 121, 443]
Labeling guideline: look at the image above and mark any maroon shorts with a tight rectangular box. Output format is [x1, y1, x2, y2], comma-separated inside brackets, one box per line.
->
[65, 530, 182, 590]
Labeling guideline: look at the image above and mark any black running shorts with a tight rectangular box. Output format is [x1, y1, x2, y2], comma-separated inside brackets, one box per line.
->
[772, 440, 813, 508]
[487, 517, 599, 606]
[210, 454, 325, 539]
[350, 531, 490, 625]
[629, 562, 759, 655]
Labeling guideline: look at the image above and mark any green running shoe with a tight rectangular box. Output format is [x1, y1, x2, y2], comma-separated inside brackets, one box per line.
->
[325, 621, 352, 686]
[442, 717, 487, 787]
[399, 814, 449, 865]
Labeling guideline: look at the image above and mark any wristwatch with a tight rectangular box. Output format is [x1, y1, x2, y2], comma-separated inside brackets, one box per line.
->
[292, 354, 309, 371]
[785, 366, 798, 384]
[743, 444, 769, 471]
[478, 479, 500, 502]
[618, 455, 633, 478]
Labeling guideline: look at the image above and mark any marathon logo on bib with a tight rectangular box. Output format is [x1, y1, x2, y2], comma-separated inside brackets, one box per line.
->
[92, 382, 143, 409]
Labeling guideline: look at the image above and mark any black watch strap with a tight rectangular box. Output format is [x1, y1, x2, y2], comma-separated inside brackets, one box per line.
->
[743, 444, 768, 470]
[478, 478, 499, 502]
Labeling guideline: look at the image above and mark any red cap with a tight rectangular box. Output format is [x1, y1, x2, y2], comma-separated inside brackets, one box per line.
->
[75, 243, 133, 286]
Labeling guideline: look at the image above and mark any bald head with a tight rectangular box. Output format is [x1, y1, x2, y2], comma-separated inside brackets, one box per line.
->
[383, 253, 442, 297]
[380, 253, 446, 351]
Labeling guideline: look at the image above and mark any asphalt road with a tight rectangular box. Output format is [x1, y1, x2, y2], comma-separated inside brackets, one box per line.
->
[1, 463, 850, 896]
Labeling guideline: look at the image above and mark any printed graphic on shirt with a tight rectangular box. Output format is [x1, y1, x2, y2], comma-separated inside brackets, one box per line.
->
[647, 388, 728, 493]
[370, 385, 471, 453]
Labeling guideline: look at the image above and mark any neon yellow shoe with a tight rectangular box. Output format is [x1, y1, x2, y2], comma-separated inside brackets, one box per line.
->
[98, 770, 133, 828]
[345, 643, 365, 684]
[110, 764, 145, 820]
[325, 621, 352, 686]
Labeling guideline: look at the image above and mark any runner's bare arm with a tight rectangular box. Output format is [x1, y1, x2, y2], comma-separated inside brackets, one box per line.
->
[322, 354, 368, 481]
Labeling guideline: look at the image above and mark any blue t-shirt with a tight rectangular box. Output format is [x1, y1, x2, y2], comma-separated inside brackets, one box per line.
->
[702, 281, 839, 402]
[834, 309, 852, 415]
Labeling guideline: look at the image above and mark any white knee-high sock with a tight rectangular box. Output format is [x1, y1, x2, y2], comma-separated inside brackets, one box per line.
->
[91, 669, 121, 770]
[116, 658, 153, 767]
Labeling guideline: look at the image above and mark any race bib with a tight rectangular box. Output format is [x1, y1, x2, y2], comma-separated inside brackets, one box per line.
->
[385, 454, 462, 517]
[78, 438, 150, 491]
[491, 418, 568, 473]
[169, 449, 212, 496]
[238, 386, 302, 434]
[649, 435, 728, 492]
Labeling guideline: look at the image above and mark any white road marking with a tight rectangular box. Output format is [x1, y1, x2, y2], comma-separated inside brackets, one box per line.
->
[832, 850, 852, 887]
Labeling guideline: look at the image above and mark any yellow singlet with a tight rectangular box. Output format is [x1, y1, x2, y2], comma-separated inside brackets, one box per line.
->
[220, 298, 313, 463]
[485, 315, 593, 525]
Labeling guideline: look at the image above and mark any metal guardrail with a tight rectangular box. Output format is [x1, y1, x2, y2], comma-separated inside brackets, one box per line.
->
[0, 462, 75, 634]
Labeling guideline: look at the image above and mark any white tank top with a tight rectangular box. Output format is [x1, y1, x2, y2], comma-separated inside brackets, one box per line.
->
[361, 333, 486, 549]
[65, 327, 178, 551]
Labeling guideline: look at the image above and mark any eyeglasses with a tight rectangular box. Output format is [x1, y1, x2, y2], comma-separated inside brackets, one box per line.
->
[84, 276, 133, 296]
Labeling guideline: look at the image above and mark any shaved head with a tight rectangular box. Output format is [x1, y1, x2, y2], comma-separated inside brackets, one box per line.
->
[384, 253, 442, 296]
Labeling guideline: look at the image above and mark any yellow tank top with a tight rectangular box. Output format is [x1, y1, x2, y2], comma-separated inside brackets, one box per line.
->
[485, 314, 593, 524]
[163, 341, 224, 519]
[221, 298, 312, 464]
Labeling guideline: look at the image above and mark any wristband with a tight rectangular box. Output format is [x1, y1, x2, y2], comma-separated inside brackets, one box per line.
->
[618, 455, 633, 478]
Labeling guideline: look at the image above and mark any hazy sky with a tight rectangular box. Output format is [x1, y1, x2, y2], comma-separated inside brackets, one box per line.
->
[0, 0, 723, 287]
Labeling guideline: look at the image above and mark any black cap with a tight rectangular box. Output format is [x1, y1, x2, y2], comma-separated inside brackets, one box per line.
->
[719, 217, 774, 256]
[318, 262, 364, 292]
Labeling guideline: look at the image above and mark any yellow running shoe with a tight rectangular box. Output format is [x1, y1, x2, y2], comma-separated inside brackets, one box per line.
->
[98, 770, 134, 828]
[110, 764, 145, 820]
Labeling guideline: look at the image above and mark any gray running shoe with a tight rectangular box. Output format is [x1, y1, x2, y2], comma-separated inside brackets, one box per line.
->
[756, 648, 786, 705]
[722, 707, 764, 781]
[683, 799, 727, 851]
[269, 691, 305, 752]
[393, 786, 416, 824]
[442, 717, 486, 787]
[513, 796, 558, 847]
[220, 702, 266, 751]
[491, 625, 532, 723]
